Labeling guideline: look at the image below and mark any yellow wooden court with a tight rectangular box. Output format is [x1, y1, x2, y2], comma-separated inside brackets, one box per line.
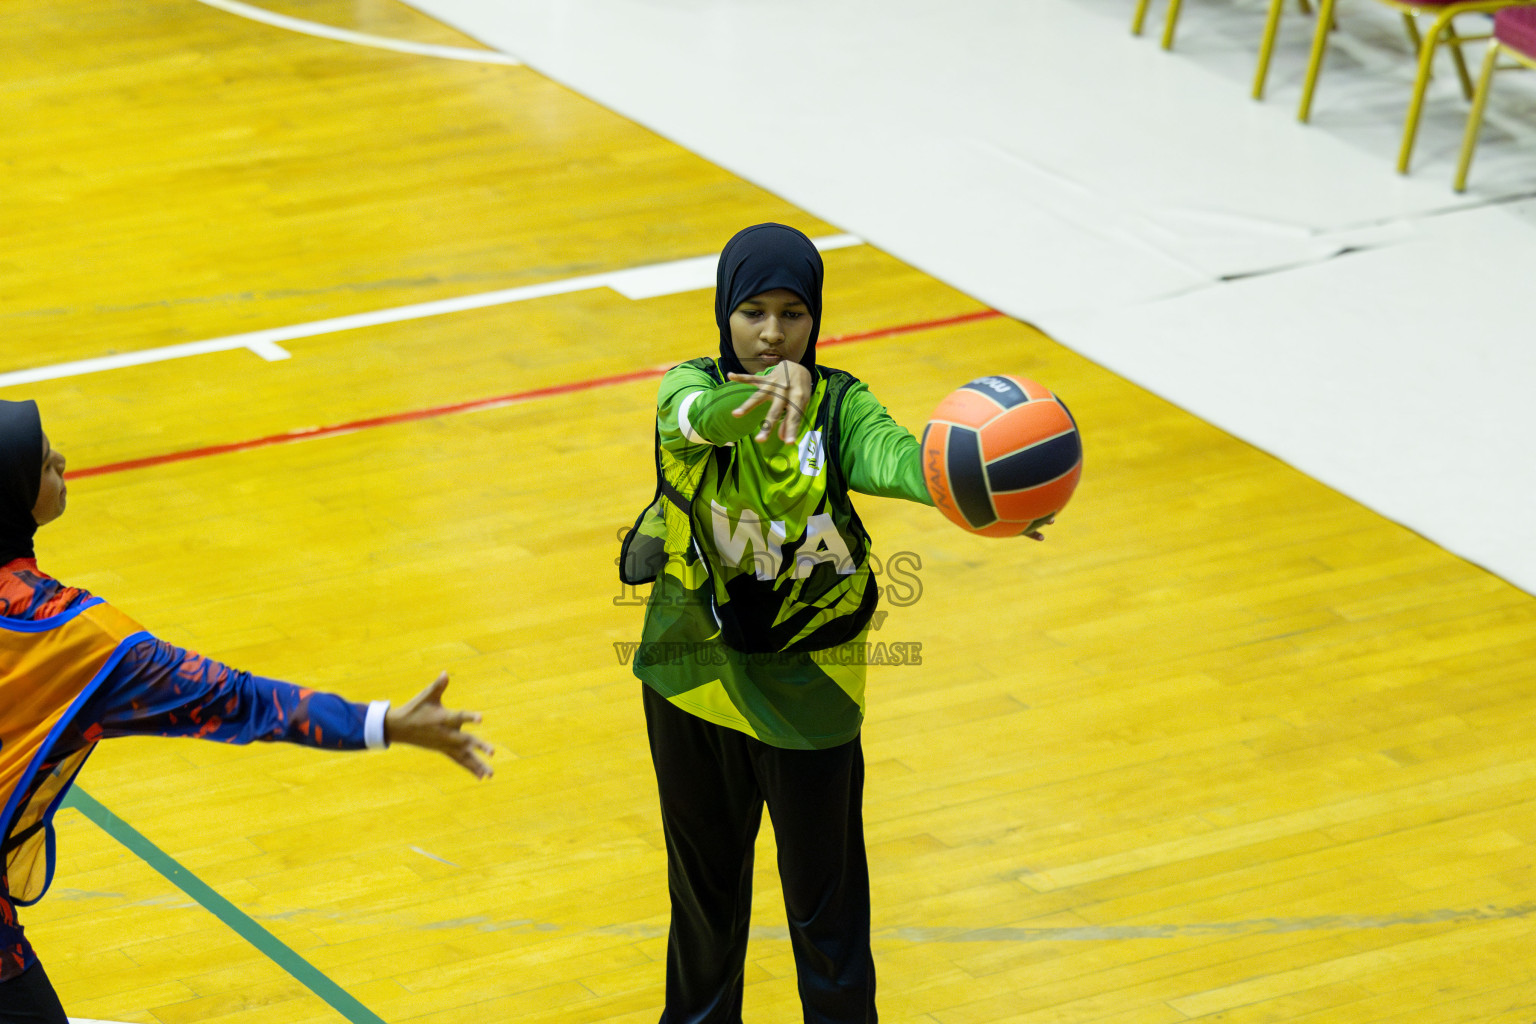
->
[5, 1, 1536, 1022]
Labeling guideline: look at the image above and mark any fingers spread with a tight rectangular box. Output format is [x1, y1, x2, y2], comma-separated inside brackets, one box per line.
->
[779, 405, 804, 443]
[456, 736, 495, 779]
[733, 388, 770, 416]
[755, 396, 787, 441]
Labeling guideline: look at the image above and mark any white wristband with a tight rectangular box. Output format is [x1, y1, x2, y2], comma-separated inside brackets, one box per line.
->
[364, 700, 391, 750]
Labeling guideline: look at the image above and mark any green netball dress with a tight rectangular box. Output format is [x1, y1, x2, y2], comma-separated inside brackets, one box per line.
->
[632, 357, 931, 750]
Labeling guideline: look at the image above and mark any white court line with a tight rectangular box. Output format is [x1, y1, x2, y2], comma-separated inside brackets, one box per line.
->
[0, 234, 863, 390]
[0, 337, 293, 389]
[193, 0, 522, 65]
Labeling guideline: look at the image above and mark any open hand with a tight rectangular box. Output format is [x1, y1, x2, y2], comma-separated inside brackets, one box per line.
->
[728, 361, 813, 443]
[385, 672, 494, 779]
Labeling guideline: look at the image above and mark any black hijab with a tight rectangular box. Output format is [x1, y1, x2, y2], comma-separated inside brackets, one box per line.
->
[0, 399, 43, 564]
[715, 223, 824, 377]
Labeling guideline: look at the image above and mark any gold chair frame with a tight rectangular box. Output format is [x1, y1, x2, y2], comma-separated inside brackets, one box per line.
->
[1256, 0, 1323, 97]
[1132, 0, 1189, 49]
[1132, 0, 1316, 98]
[1297, 0, 1535, 173]
[1455, 7, 1536, 189]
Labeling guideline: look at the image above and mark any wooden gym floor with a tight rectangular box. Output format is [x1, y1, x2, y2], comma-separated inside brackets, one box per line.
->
[6, 1, 1536, 1021]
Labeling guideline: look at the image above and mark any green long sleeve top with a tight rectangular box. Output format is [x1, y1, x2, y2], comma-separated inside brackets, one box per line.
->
[632, 358, 931, 749]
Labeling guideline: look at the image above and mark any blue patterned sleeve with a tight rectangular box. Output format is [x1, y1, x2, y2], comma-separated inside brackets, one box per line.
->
[0, 637, 373, 982]
[73, 637, 369, 749]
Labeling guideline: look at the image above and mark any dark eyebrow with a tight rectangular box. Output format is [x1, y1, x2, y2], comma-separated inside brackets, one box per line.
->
[740, 299, 807, 310]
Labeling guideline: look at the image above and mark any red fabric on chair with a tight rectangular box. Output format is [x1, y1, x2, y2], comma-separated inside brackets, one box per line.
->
[1495, 5, 1536, 56]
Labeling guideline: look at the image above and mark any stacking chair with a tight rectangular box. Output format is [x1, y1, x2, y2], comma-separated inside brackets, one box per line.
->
[1297, 0, 1531, 173]
[1131, 0, 1316, 99]
[1455, 4, 1536, 188]
[1256, 0, 1322, 97]
[1132, 0, 1190, 49]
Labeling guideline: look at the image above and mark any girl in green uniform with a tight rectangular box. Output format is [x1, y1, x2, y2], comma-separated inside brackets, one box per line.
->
[628, 223, 953, 1022]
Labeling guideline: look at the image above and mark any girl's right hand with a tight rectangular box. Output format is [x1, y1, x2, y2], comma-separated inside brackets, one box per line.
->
[385, 673, 494, 779]
[728, 362, 813, 443]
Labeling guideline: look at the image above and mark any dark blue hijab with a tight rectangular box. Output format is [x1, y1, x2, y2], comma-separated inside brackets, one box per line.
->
[0, 400, 43, 564]
[715, 223, 824, 377]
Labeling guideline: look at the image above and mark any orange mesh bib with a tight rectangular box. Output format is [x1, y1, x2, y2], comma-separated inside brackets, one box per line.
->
[0, 601, 147, 904]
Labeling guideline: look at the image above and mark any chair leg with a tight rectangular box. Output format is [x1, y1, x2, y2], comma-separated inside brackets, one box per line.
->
[1397, 8, 1457, 173]
[1443, 22, 1477, 98]
[1254, 0, 1288, 98]
[1403, 11, 1423, 53]
[1454, 41, 1501, 191]
[1162, 0, 1186, 49]
[1297, 0, 1312, 15]
[1133, 0, 1153, 36]
[1298, 0, 1338, 121]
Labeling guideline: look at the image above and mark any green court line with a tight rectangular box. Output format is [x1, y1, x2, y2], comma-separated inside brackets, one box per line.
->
[62, 787, 386, 1024]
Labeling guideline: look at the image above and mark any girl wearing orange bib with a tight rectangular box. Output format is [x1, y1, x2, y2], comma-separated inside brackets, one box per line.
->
[0, 400, 494, 1022]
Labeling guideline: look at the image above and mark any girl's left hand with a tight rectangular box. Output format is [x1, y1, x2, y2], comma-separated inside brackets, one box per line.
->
[729, 362, 813, 443]
[1023, 514, 1056, 541]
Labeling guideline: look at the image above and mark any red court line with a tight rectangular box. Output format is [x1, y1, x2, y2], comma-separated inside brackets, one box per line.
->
[71, 308, 1004, 480]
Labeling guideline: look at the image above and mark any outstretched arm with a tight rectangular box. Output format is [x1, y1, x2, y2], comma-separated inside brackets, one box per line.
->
[67, 638, 492, 778]
[656, 360, 815, 450]
[838, 384, 933, 505]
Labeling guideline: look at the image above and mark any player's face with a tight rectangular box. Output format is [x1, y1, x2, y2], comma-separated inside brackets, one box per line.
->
[33, 433, 67, 527]
[730, 289, 812, 373]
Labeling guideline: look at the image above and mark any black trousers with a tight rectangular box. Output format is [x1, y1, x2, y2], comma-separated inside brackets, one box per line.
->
[0, 963, 67, 1024]
[643, 684, 877, 1024]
